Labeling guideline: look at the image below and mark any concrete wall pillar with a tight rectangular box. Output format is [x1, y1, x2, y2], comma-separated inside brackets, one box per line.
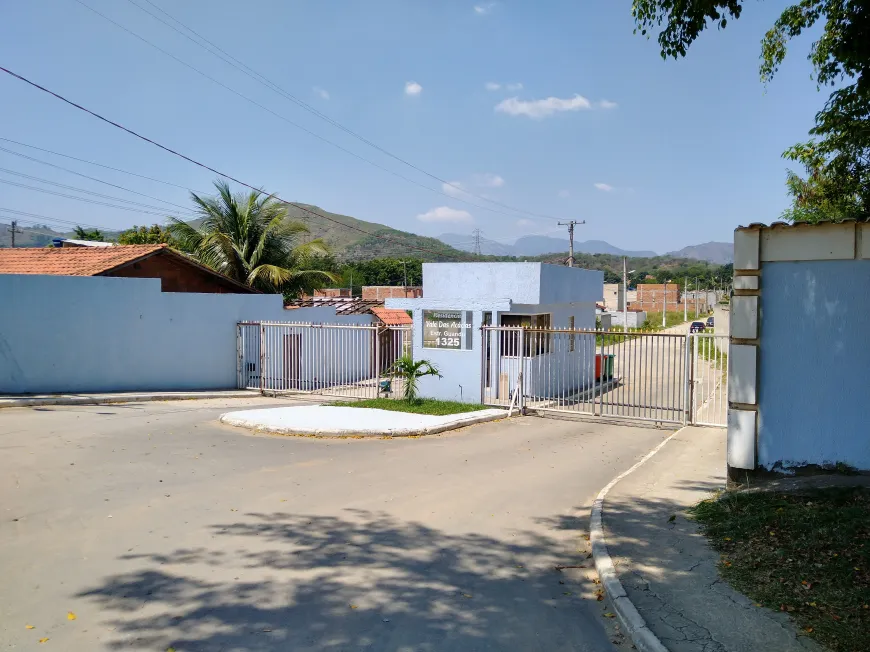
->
[728, 228, 761, 476]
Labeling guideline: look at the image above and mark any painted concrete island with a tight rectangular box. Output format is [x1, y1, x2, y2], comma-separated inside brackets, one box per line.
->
[220, 405, 507, 437]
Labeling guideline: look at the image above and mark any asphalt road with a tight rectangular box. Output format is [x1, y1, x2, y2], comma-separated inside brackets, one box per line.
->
[1, 398, 669, 651]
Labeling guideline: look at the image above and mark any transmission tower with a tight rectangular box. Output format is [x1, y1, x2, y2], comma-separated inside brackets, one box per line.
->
[472, 228, 482, 256]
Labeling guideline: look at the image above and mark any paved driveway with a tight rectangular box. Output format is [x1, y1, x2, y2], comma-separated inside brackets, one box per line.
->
[1, 398, 669, 651]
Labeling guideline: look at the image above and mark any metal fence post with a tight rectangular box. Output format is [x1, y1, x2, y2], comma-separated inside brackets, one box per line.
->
[597, 327, 604, 417]
[682, 333, 691, 425]
[259, 323, 266, 395]
[236, 324, 242, 389]
[684, 334, 695, 424]
[518, 328, 525, 411]
[374, 325, 381, 400]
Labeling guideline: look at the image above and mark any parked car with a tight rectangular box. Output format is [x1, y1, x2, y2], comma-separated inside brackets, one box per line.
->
[689, 321, 706, 333]
[706, 316, 715, 328]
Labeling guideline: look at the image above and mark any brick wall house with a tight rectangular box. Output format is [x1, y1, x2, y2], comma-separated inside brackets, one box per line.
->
[361, 286, 422, 300]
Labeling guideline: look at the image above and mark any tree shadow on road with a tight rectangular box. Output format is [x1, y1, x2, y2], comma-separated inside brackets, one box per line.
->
[77, 509, 618, 651]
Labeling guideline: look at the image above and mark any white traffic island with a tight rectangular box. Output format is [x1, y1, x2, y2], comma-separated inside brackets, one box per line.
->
[220, 405, 507, 437]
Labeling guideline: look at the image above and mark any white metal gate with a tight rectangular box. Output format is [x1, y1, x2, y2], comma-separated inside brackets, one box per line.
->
[237, 322, 412, 399]
[481, 327, 727, 427]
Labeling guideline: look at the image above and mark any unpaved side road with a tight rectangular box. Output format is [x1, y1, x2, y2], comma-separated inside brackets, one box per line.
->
[1, 398, 669, 651]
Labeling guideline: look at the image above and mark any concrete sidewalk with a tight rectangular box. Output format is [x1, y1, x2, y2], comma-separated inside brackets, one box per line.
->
[601, 427, 821, 652]
[0, 389, 262, 408]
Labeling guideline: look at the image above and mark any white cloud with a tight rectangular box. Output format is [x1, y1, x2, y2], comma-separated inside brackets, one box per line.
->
[442, 181, 466, 198]
[495, 94, 592, 118]
[417, 206, 473, 223]
[313, 87, 330, 100]
[474, 2, 496, 15]
[486, 81, 522, 92]
[599, 99, 618, 109]
[404, 81, 422, 96]
[474, 173, 505, 188]
[558, 189, 570, 198]
[516, 218, 535, 228]
[594, 182, 614, 192]
[443, 174, 504, 198]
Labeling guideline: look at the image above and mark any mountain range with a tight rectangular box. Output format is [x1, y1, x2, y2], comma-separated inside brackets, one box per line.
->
[438, 232, 732, 264]
[1, 208, 733, 265]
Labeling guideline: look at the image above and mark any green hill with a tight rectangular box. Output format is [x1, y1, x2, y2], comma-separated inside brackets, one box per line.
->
[0, 204, 468, 262]
[283, 203, 467, 262]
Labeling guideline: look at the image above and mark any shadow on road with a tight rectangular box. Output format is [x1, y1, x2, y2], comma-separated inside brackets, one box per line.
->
[77, 509, 615, 651]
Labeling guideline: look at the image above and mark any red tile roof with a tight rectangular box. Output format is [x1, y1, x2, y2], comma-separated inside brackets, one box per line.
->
[371, 306, 413, 326]
[0, 244, 166, 276]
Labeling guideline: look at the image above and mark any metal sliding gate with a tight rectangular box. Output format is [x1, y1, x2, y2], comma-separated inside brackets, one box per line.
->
[481, 327, 728, 427]
[238, 322, 412, 399]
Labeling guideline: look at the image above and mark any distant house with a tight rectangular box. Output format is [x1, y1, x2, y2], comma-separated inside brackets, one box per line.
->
[362, 286, 422, 300]
[0, 244, 257, 294]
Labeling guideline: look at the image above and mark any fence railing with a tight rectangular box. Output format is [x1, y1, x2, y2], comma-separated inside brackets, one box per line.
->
[237, 322, 412, 399]
[481, 326, 727, 426]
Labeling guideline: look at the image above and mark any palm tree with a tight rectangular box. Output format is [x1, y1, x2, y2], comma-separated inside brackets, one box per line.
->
[168, 180, 337, 293]
[390, 355, 441, 403]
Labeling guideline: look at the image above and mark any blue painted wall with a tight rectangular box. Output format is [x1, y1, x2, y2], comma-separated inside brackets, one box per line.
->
[0, 275, 370, 394]
[390, 263, 603, 402]
[758, 261, 870, 470]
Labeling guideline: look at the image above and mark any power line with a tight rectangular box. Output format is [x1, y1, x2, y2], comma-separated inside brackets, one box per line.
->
[0, 207, 117, 232]
[0, 178, 179, 218]
[125, 0, 564, 223]
[73, 0, 558, 224]
[0, 145, 195, 213]
[0, 137, 196, 191]
[0, 65, 466, 261]
[0, 167, 197, 216]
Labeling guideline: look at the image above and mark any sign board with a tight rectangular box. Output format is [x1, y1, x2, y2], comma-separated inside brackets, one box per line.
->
[423, 310, 473, 350]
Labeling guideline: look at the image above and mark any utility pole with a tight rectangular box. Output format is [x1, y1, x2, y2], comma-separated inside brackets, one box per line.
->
[557, 220, 585, 267]
[695, 277, 699, 318]
[472, 229, 482, 256]
[622, 259, 635, 333]
[683, 277, 688, 323]
[399, 260, 409, 288]
[9, 220, 23, 248]
[662, 283, 668, 329]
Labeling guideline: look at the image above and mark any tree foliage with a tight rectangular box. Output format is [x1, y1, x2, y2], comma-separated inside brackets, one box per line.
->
[118, 224, 177, 246]
[168, 180, 338, 294]
[73, 226, 106, 241]
[633, 0, 870, 221]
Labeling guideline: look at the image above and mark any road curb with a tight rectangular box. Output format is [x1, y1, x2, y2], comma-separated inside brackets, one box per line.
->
[0, 391, 260, 409]
[219, 409, 509, 438]
[590, 427, 685, 652]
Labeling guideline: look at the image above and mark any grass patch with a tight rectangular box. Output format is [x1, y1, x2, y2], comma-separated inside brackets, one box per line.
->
[691, 488, 870, 651]
[330, 398, 491, 416]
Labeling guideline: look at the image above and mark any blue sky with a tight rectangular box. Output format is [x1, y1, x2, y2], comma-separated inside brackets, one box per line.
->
[0, 0, 828, 253]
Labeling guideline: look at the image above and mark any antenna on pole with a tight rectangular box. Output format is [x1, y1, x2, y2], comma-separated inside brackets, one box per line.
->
[472, 228, 482, 256]
[557, 220, 585, 267]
